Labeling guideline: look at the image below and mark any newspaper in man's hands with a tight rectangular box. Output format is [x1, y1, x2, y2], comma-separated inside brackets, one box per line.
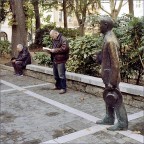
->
[43, 47, 51, 51]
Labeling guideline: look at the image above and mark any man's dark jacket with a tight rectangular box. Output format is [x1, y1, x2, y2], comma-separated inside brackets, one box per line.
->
[16, 47, 31, 67]
[51, 33, 69, 64]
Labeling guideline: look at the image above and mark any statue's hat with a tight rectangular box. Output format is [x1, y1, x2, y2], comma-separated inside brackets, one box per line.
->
[103, 88, 123, 106]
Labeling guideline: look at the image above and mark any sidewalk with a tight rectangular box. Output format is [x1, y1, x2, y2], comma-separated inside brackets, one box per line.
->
[0, 69, 144, 144]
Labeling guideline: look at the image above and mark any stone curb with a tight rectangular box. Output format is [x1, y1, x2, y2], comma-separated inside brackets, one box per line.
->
[26, 64, 144, 97]
[0, 64, 143, 97]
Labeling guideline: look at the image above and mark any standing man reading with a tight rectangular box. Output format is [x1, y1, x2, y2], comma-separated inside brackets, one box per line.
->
[45, 30, 69, 94]
[96, 16, 128, 131]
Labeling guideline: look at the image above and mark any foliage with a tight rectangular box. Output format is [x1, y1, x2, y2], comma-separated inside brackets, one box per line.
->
[67, 15, 144, 84]
[33, 23, 80, 47]
[43, 35, 52, 48]
[86, 14, 100, 28]
[67, 0, 98, 36]
[31, 14, 143, 85]
[41, 0, 59, 10]
[34, 52, 52, 67]
[23, 0, 35, 31]
[114, 15, 144, 84]
[0, 40, 11, 56]
[67, 35, 103, 76]
[0, 0, 9, 22]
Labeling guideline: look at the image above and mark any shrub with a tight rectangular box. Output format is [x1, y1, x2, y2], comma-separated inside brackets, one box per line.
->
[114, 15, 144, 84]
[0, 40, 11, 56]
[67, 35, 103, 76]
[33, 23, 80, 48]
[34, 52, 52, 67]
[31, 16, 143, 85]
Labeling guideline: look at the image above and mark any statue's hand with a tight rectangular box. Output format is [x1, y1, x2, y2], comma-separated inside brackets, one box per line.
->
[106, 84, 113, 90]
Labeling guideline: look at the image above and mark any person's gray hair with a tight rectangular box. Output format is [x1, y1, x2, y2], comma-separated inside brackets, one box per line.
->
[50, 29, 59, 35]
[17, 44, 23, 49]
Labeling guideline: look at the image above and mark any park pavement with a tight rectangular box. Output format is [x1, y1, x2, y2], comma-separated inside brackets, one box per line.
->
[0, 69, 144, 144]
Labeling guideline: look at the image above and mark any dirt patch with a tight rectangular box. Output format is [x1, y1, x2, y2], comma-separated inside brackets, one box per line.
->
[130, 121, 144, 135]
[52, 128, 76, 138]
[0, 111, 17, 123]
[0, 57, 10, 65]
[30, 48, 43, 52]
[46, 112, 60, 117]
[0, 130, 24, 142]
[22, 139, 41, 144]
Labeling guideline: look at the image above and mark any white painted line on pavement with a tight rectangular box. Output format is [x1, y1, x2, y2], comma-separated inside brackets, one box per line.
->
[42, 140, 58, 144]
[42, 125, 108, 144]
[1, 83, 52, 93]
[42, 111, 144, 143]
[128, 111, 144, 121]
[1, 80, 100, 123]
[41, 111, 144, 144]
[119, 130, 144, 143]
[1, 80, 144, 143]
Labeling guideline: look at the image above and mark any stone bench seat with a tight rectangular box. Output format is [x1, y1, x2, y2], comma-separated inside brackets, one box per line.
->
[26, 64, 144, 97]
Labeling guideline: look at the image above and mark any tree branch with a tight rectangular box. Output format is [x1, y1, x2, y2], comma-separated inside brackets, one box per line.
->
[117, 0, 124, 16]
[139, 55, 144, 69]
[98, 0, 111, 16]
[110, 0, 115, 12]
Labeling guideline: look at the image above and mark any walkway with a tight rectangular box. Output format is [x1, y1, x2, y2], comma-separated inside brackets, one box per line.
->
[0, 69, 144, 144]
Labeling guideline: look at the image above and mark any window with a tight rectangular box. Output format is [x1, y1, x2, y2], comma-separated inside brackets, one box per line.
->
[68, 16, 72, 23]
[136, 0, 141, 8]
[59, 11, 63, 22]
[0, 31, 8, 41]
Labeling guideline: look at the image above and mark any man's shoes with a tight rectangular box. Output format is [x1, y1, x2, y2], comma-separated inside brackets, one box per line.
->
[107, 123, 128, 131]
[96, 119, 114, 125]
[16, 74, 23, 76]
[52, 86, 61, 90]
[59, 89, 66, 94]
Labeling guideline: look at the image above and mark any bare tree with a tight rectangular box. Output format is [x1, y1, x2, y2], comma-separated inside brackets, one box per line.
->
[31, 0, 40, 30]
[31, 0, 41, 44]
[128, 0, 134, 16]
[68, 0, 98, 36]
[63, 0, 67, 28]
[10, 0, 27, 57]
[98, 0, 124, 20]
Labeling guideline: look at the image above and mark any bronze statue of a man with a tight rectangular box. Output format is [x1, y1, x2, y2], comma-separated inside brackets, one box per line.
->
[96, 16, 128, 131]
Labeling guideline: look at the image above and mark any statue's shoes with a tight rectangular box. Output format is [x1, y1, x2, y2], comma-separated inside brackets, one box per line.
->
[96, 120, 114, 125]
[107, 124, 128, 131]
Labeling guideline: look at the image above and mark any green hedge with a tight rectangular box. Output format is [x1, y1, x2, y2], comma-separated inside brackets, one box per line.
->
[0, 40, 11, 56]
[113, 15, 144, 84]
[30, 23, 80, 49]
[33, 16, 144, 85]
[67, 35, 102, 76]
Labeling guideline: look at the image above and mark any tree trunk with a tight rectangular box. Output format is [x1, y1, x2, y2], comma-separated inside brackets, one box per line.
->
[79, 23, 85, 36]
[128, 0, 134, 16]
[31, 0, 40, 44]
[63, 0, 67, 28]
[136, 69, 142, 85]
[111, 9, 118, 20]
[10, 0, 27, 57]
[11, 25, 20, 57]
[32, 0, 40, 30]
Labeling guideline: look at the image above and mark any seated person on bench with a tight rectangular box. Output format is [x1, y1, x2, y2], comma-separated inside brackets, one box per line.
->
[11, 44, 31, 76]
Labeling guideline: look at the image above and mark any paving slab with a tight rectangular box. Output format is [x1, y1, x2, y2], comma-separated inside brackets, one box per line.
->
[0, 69, 144, 144]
